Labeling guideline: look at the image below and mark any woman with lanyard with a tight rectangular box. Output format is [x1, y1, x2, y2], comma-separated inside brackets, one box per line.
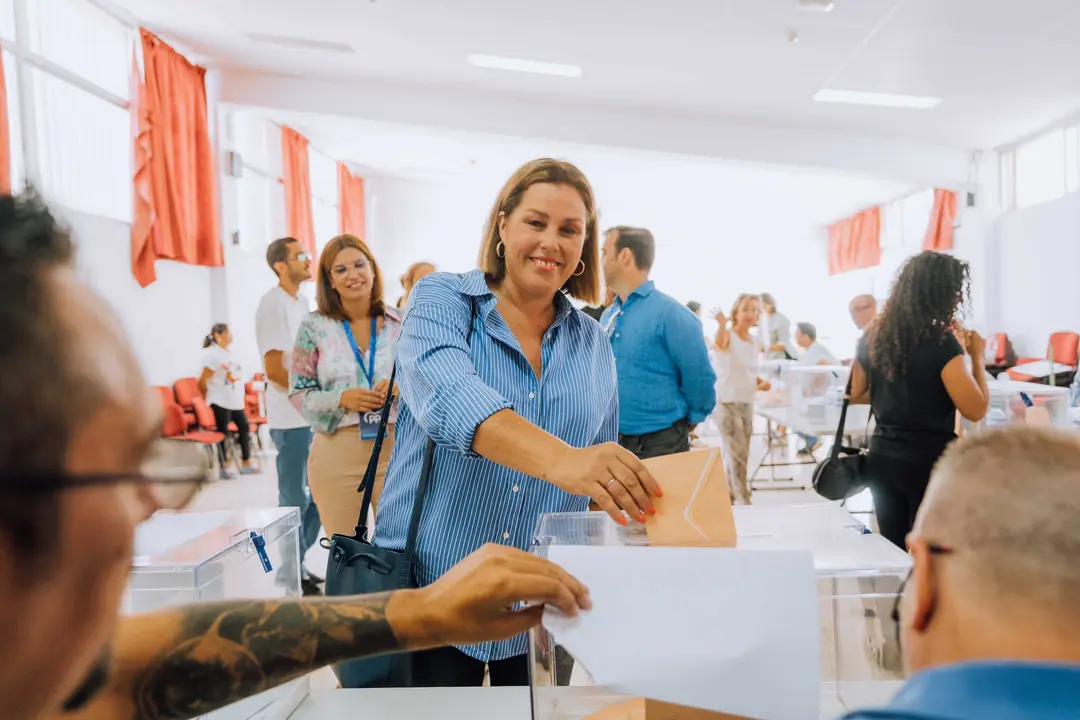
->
[290, 234, 403, 539]
[374, 159, 661, 686]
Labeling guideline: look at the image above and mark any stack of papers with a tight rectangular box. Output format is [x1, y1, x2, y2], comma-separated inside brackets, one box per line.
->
[543, 546, 820, 720]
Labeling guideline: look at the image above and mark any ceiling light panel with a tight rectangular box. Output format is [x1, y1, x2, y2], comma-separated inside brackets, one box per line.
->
[467, 53, 582, 78]
[814, 89, 942, 109]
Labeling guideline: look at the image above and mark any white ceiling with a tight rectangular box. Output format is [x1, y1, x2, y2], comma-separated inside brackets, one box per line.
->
[262, 109, 915, 226]
[115, 0, 1080, 149]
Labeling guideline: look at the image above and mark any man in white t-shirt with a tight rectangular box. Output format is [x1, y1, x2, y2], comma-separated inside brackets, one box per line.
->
[794, 322, 839, 367]
[794, 321, 839, 455]
[255, 237, 321, 594]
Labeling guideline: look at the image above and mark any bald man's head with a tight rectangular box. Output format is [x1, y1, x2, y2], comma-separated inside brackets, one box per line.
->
[849, 294, 877, 330]
[900, 427, 1080, 674]
[917, 427, 1080, 606]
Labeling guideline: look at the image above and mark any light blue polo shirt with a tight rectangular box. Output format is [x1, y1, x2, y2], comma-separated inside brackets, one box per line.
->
[842, 661, 1080, 720]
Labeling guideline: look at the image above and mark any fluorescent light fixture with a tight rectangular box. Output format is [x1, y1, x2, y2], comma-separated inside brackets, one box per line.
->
[814, 89, 942, 109]
[467, 53, 582, 78]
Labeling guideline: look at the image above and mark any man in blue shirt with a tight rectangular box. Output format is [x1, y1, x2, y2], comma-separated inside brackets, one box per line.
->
[600, 227, 716, 459]
[843, 426, 1080, 720]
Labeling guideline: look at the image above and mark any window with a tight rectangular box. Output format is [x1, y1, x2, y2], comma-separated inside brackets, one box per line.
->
[310, 148, 338, 254]
[1014, 129, 1066, 209]
[26, 0, 131, 100]
[0, 0, 15, 42]
[33, 68, 131, 220]
[4, 49, 23, 191]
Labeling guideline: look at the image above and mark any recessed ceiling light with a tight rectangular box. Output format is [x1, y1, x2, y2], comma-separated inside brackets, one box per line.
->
[467, 53, 582, 78]
[814, 89, 942, 109]
[798, 0, 836, 11]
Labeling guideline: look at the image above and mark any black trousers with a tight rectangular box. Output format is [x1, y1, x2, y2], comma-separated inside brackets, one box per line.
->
[618, 419, 690, 460]
[865, 452, 936, 549]
[411, 646, 529, 687]
[210, 404, 252, 463]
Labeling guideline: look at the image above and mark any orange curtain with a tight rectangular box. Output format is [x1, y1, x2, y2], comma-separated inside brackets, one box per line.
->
[923, 188, 958, 251]
[828, 207, 882, 276]
[282, 126, 316, 257]
[131, 29, 223, 288]
[338, 162, 366, 238]
[0, 49, 10, 195]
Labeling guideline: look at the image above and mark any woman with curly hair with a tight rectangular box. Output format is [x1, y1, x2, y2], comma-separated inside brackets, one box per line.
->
[850, 251, 990, 548]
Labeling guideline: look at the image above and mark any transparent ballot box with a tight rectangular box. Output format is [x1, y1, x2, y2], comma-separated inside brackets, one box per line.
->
[529, 507, 910, 719]
[788, 365, 850, 427]
[125, 508, 308, 720]
[964, 379, 1070, 432]
[758, 359, 795, 406]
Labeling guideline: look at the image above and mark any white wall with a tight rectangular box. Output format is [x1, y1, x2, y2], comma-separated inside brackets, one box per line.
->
[991, 191, 1080, 357]
[365, 162, 840, 351]
[64, 208, 216, 387]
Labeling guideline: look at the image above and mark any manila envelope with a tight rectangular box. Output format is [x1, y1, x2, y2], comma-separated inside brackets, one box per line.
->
[584, 697, 758, 720]
[643, 448, 736, 547]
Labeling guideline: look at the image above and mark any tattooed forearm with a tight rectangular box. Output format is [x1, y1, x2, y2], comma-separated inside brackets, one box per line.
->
[130, 594, 400, 720]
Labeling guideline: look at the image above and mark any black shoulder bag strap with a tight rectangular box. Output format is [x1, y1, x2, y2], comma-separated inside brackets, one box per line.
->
[352, 298, 478, 543]
[827, 373, 854, 462]
[354, 362, 399, 541]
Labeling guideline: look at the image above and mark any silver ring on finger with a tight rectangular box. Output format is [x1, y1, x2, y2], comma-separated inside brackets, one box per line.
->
[606, 478, 619, 489]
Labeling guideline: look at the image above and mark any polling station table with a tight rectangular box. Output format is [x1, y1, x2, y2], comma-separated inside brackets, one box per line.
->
[287, 686, 883, 720]
[751, 404, 871, 490]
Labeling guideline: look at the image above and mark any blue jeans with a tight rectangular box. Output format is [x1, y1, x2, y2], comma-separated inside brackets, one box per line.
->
[270, 427, 321, 570]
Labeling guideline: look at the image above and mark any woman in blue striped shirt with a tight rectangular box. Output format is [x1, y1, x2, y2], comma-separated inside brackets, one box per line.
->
[374, 158, 662, 687]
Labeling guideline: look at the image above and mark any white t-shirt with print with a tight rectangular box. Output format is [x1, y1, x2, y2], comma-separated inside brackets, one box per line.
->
[255, 286, 312, 430]
[714, 334, 761, 404]
[202, 344, 245, 411]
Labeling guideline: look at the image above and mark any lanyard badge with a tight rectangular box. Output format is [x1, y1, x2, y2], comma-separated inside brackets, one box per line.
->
[343, 318, 383, 440]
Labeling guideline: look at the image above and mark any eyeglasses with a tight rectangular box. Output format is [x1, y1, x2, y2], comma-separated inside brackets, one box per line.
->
[1, 439, 212, 510]
[890, 542, 954, 649]
[293, 252, 313, 263]
[332, 259, 370, 277]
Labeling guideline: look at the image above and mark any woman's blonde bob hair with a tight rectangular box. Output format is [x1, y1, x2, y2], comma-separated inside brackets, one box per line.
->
[477, 158, 601, 305]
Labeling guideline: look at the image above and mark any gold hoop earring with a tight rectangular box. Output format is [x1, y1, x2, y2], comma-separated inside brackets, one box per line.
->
[496, 241, 506, 259]
[573, 260, 586, 277]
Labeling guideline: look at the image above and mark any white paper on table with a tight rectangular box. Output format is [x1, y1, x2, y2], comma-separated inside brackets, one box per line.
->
[543, 546, 819, 720]
[1009, 360, 1074, 377]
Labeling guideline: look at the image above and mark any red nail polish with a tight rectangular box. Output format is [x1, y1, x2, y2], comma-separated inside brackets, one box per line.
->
[655, 488, 664, 498]
[618, 516, 628, 526]
[638, 513, 647, 524]
[648, 505, 656, 516]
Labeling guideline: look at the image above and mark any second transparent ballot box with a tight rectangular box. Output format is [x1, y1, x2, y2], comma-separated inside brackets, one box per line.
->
[758, 359, 795, 406]
[529, 505, 910, 719]
[964, 379, 1070, 432]
[787, 365, 850, 427]
[125, 508, 308, 720]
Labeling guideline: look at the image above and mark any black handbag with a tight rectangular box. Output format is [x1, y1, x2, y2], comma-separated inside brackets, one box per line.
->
[812, 375, 870, 502]
[323, 363, 436, 688]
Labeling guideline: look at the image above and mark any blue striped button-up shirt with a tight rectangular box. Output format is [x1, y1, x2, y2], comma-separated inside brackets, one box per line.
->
[373, 270, 618, 662]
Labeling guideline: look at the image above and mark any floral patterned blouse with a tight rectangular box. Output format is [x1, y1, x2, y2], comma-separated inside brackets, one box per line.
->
[289, 308, 403, 435]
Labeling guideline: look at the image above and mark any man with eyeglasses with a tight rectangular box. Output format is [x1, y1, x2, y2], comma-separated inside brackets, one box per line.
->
[842, 426, 1080, 720]
[0, 192, 591, 720]
[256, 236, 323, 595]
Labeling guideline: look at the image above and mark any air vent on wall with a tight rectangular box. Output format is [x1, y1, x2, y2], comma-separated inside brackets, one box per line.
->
[247, 33, 355, 53]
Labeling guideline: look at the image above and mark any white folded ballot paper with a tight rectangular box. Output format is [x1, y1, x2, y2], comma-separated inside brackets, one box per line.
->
[542, 546, 820, 720]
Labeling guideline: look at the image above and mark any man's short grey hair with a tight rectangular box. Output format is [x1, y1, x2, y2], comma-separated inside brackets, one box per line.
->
[915, 427, 1080, 615]
[795, 322, 816, 341]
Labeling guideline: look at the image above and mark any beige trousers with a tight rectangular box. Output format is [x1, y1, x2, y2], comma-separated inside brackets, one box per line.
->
[307, 426, 395, 540]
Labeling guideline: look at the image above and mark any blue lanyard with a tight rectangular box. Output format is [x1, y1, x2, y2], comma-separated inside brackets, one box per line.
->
[343, 317, 378, 389]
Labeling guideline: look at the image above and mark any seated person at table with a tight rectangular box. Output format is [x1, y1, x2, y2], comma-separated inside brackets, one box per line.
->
[842, 426, 1080, 720]
[794, 322, 837, 367]
[793, 322, 838, 454]
[0, 192, 590, 720]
